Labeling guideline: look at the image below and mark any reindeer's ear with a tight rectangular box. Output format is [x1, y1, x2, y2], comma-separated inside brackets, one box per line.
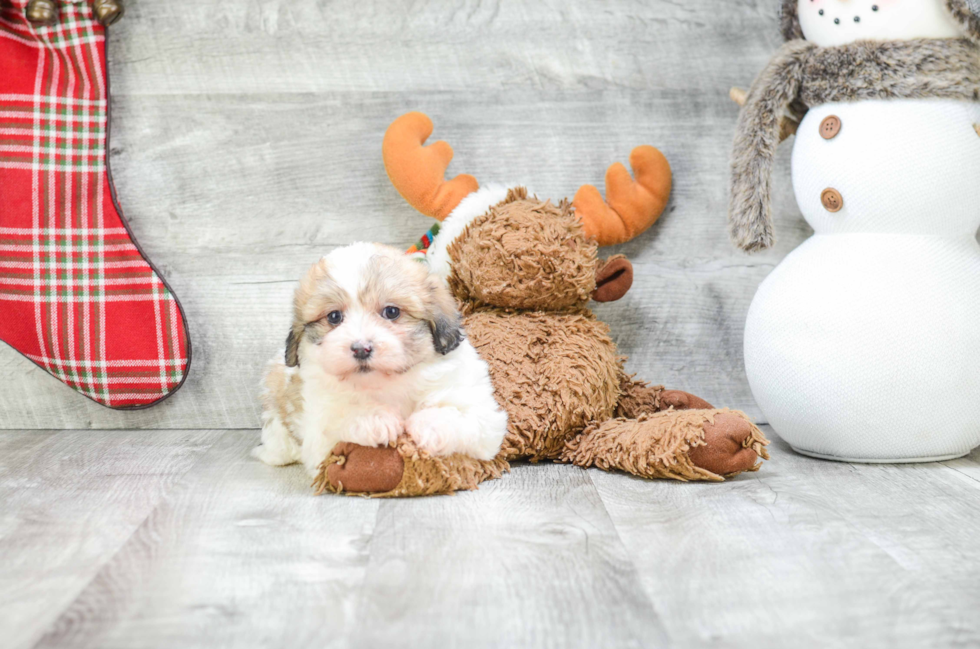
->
[424, 277, 464, 355]
[285, 326, 302, 367]
[592, 255, 633, 303]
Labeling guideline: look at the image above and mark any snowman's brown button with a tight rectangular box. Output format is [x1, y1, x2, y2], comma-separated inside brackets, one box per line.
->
[820, 115, 841, 139]
[821, 188, 844, 212]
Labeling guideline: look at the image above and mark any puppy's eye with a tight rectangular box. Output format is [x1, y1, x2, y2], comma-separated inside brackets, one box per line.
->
[326, 310, 344, 325]
[381, 306, 401, 320]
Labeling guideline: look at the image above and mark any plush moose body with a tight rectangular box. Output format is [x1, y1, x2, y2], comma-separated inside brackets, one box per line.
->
[315, 113, 769, 496]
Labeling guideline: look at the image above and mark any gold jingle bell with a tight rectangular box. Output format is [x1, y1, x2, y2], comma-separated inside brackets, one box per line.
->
[25, 0, 59, 25]
[93, 0, 125, 26]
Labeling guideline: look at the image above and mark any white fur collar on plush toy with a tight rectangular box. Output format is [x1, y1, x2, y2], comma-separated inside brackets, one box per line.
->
[425, 184, 521, 280]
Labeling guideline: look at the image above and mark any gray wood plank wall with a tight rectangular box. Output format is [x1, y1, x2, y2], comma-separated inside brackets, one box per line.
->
[3, 0, 975, 430]
[0, 0, 805, 428]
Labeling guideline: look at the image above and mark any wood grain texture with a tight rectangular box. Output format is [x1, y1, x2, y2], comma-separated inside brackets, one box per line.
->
[0, 0, 809, 428]
[31, 430, 381, 649]
[347, 463, 667, 649]
[0, 429, 221, 649]
[23, 430, 667, 649]
[3, 427, 980, 648]
[592, 429, 980, 649]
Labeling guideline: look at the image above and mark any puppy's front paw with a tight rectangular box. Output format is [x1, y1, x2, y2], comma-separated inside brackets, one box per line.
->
[345, 410, 404, 448]
[251, 444, 296, 467]
[406, 409, 455, 457]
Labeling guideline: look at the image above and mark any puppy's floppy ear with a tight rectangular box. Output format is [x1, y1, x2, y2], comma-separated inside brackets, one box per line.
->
[424, 277, 464, 355]
[429, 314, 463, 355]
[284, 325, 302, 367]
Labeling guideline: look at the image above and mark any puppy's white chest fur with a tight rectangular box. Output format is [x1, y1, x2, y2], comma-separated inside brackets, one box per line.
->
[297, 355, 430, 461]
[257, 337, 508, 476]
[301, 363, 419, 423]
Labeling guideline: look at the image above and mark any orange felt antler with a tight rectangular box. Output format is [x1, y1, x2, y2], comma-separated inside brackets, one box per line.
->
[573, 146, 672, 246]
[382, 112, 479, 221]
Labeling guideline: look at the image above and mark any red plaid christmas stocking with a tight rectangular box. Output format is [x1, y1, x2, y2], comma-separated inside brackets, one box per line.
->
[0, 1, 190, 409]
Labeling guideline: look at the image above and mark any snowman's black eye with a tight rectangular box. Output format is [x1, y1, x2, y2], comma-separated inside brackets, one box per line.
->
[834, 17, 840, 24]
[872, 5, 879, 11]
[819, 9, 824, 15]
[854, 15, 861, 22]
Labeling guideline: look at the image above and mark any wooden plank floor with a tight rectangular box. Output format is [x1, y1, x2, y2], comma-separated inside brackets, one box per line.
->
[2, 427, 979, 648]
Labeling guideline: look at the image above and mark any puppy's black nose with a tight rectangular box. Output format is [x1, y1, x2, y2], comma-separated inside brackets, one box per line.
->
[351, 341, 373, 361]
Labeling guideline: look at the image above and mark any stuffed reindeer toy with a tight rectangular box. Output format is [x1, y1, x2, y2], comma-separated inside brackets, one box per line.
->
[315, 112, 770, 497]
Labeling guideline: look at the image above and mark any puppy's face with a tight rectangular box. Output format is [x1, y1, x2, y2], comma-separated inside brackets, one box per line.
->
[285, 243, 462, 379]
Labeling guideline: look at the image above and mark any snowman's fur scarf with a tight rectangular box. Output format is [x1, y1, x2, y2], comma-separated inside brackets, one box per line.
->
[730, 40, 813, 252]
[730, 37, 980, 251]
[780, 1, 805, 42]
[949, 0, 980, 40]
[780, 0, 980, 41]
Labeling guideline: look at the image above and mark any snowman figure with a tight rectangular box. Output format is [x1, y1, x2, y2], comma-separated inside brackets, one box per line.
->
[730, 0, 980, 461]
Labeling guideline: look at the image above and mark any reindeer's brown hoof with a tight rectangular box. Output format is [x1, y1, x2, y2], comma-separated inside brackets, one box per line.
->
[689, 412, 761, 476]
[323, 442, 404, 494]
[660, 390, 714, 411]
[93, 0, 124, 26]
[26, 0, 59, 25]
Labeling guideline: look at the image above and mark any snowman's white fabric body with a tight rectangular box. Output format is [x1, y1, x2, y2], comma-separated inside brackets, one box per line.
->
[735, 0, 980, 461]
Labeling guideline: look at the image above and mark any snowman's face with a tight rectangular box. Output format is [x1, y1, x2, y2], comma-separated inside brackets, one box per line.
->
[798, 0, 965, 46]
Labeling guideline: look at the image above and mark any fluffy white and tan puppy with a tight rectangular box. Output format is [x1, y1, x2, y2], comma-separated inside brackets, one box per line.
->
[253, 242, 507, 477]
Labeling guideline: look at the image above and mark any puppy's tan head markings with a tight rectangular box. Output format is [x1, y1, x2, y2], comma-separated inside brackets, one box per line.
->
[285, 256, 350, 368]
[288, 244, 463, 376]
[284, 328, 301, 368]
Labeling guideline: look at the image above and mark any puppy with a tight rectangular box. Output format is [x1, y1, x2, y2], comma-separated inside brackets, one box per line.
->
[253, 242, 508, 477]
